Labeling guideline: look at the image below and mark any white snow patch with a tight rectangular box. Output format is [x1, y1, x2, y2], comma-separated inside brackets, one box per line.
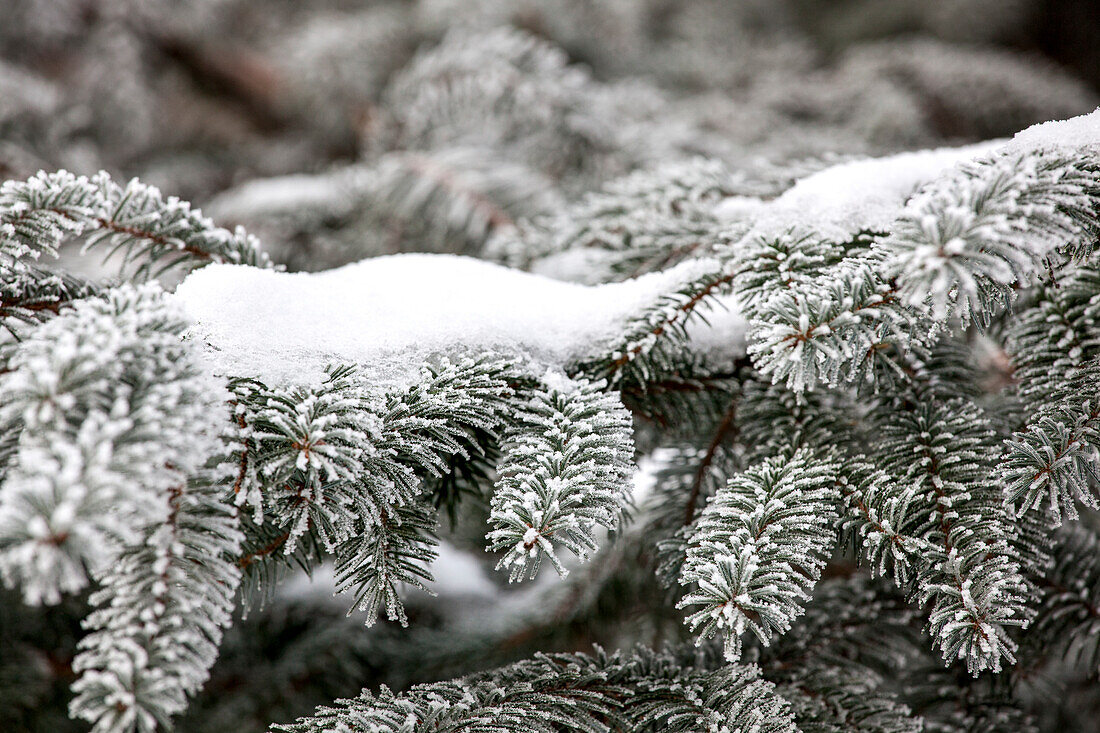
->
[425, 542, 499, 599]
[206, 171, 356, 220]
[175, 253, 746, 387]
[737, 140, 1003, 236]
[718, 111, 1100, 238]
[710, 195, 765, 223]
[630, 452, 665, 505]
[1006, 108, 1100, 152]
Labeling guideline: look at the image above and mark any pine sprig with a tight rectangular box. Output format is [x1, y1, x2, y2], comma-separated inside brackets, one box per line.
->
[232, 356, 519, 623]
[997, 393, 1100, 524]
[577, 257, 736, 388]
[0, 170, 273, 278]
[1029, 524, 1100, 675]
[0, 284, 231, 606]
[273, 646, 798, 733]
[732, 228, 847, 318]
[0, 264, 99, 369]
[488, 375, 634, 581]
[70, 472, 242, 733]
[883, 148, 1100, 322]
[748, 258, 930, 392]
[876, 398, 1029, 673]
[0, 284, 240, 732]
[677, 449, 840, 661]
[1006, 263, 1100, 407]
[333, 500, 439, 627]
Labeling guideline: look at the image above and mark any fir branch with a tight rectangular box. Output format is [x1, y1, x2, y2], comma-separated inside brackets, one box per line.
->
[837, 461, 932, 588]
[69, 472, 242, 733]
[677, 449, 840, 661]
[0, 170, 273, 278]
[997, 392, 1100, 524]
[1029, 524, 1100, 675]
[334, 501, 439, 627]
[0, 265, 99, 371]
[498, 157, 740, 279]
[273, 646, 798, 733]
[732, 228, 847, 319]
[876, 398, 1029, 674]
[488, 376, 634, 581]
[0, 284, 230, 606]
[232, 356, 518, 623]
[1006, 262, 1100, 407]
[748, 258, 930, 392]
[576, 257, 736, 388]
[883, 148, 1100, 322]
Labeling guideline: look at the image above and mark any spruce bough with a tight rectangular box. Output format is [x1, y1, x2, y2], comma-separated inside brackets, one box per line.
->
[2, 111, 1100, 733]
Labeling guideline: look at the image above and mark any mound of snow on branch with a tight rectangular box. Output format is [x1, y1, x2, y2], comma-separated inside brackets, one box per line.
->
[175, 253, 744, 387]
[1007, 106, 1100, 151]
[717, 140, 1004, 236]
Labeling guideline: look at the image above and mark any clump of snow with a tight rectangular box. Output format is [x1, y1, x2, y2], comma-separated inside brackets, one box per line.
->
[725, 140, 1003, 237]
[175, 253, 746, 387]
[424, 542, 500, 600]
[1006, 107, 1100, 152]
[718, 110, 1100, 238]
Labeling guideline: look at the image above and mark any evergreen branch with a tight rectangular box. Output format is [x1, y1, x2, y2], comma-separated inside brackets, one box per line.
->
[0, 170, 273, 278]
[0, 284, 229, 605]
[232, 356, 518, 623]
[0, 284, 240, 731]
[837, 461, 932, 588]
[997, 391, 1100, 524]
[776, 669, 924, 733]
[748, 259, 929, 392]
[736, 375, 867, 463]
[496, 157, 739, 280]
[576, 257, 736, 387]
[678, 449, 840, 661]
[333, 501, 439, 627]
[650, 434, 743, 588]
[1030, 524, 1100, 675]
[903, 664, 1037, 733]
[273, 646, 798, 733]
[877, 398, 1029, 673]
[69, 472, 242, 733]
[1006, 262, 1100, 407]
[0, 265, 99, 371]
[487, 376, 634, 581]
[230, 366, 386, 555]
[763, 577, 925, 733]
[883, 148, 1100, 322]
[732, 228, 847, 319]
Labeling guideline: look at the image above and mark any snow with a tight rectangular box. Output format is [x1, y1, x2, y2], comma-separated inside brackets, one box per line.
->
[205, 171, 356, 220]
[1007, 108, 1100, 152]
[175, 252, 746, 387]
[176, 112, 1100, 390]
[720, 140, 1004, 237]
[715, 110, 1100, 239]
